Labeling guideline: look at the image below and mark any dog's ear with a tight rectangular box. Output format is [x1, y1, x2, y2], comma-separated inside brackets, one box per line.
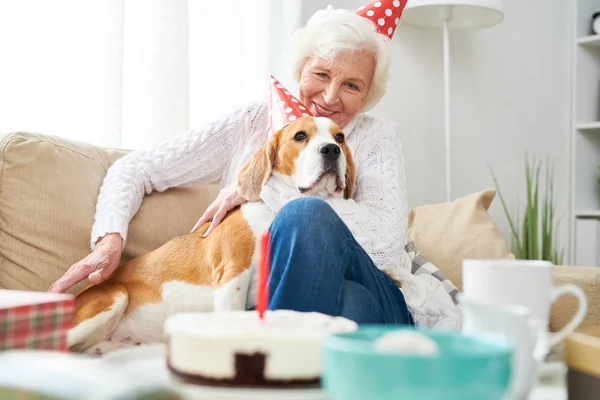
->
[237, 136, 278, 201]
[342, 145, 356, 200]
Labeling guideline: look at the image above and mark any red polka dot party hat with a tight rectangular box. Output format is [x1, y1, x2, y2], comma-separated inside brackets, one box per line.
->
[355, 0, 408, 39]
[267, 76, 313, 138]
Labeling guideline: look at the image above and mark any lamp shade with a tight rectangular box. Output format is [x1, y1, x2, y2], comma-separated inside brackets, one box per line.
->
[402, 0, 503, 29]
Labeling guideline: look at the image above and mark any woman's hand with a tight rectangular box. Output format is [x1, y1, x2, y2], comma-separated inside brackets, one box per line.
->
[191, 185, 248, 237]
[48, 233, 123, 293]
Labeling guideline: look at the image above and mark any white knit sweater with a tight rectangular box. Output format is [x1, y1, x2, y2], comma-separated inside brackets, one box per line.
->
[92, 102, 462, 329]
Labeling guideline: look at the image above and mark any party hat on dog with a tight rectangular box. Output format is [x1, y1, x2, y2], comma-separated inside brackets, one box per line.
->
[355, 0, 408, 39]
[267, 76, 313, 138]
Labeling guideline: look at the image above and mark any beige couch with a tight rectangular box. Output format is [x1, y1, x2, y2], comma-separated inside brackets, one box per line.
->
[1, 131, 599, 335]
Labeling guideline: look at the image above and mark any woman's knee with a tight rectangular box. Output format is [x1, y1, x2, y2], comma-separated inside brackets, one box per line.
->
[271, 197, 338, 234]
[269, 197, 346, 276]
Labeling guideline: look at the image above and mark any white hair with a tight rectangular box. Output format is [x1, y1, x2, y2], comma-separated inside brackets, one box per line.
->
[289, 5, 392, 113]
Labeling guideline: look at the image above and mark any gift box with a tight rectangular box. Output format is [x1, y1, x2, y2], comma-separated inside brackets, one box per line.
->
[565, 331, 600, 400]
[0, 290, 75, 351]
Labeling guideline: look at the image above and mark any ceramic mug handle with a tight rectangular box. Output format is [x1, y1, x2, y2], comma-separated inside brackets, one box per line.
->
[547, 283, 588, 348]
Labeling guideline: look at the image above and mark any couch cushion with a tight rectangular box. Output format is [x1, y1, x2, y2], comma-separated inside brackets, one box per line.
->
[407, 189, 515, 291]
[0, 132, 219, 293]
[551, 265, 600, 336]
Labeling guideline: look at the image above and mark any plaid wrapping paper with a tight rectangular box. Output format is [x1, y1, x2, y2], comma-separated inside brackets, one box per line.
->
[0, 291, 75, 352]
[405, 240, 460, 305]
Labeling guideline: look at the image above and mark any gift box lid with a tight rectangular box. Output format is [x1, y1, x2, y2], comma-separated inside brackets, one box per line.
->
[0, 290, 74, 309]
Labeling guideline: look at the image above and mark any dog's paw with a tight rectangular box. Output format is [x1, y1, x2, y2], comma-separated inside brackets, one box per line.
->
[83, 344, 105, 358]
[84, 339, 137, 357]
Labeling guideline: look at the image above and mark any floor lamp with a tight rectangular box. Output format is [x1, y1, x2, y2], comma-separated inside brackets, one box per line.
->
[402, 0, 504, 202]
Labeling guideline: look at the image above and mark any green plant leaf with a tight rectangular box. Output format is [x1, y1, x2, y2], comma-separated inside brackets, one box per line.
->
[490, 152, 563, 264]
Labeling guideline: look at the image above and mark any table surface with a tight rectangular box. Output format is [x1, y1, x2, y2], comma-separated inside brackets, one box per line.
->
[530, 376, 566, 400]
[98, 344, 569, 400]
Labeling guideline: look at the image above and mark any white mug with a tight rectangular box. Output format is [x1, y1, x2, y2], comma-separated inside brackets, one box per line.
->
[458, 294, 547, 400]
[462, 259, 588, 348]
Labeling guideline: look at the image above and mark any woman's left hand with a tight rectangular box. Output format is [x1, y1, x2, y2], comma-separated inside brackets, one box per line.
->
[191, 185, 248, 237]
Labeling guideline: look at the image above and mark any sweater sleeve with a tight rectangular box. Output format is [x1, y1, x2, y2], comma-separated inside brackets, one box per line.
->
[259, 119, 409, 274]
[90, 103, 266, 249]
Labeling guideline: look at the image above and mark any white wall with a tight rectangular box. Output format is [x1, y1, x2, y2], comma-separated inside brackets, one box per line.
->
[301, 0, 572, 258]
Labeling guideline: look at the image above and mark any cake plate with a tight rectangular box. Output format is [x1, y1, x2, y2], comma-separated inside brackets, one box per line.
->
[100, 343, 330, 400]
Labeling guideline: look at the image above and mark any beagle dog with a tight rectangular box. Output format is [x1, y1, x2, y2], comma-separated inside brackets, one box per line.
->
[67, 116, 357, 355]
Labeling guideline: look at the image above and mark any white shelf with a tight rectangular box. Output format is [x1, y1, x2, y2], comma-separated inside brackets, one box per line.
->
[570, 1, 600, 267]
[577, 34, 600, 47]
[576, 121, 600, 133]
[576, 210, 600, 218]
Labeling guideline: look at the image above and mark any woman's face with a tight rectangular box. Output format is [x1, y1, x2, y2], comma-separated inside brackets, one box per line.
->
[298, 51, 375, 128]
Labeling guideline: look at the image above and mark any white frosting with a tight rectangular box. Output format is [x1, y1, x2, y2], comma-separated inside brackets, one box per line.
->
[373, 330, 439, 356]
[164, 310, 357, 380]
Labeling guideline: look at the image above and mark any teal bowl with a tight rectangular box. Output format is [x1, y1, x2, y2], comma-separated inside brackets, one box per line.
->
[322, 326, 512, 400]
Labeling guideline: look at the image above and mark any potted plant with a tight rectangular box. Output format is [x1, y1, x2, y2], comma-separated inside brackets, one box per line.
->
[491, 154, 564, 265]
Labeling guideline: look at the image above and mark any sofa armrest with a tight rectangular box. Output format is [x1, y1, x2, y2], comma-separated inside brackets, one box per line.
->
[551, 265, 600, 336]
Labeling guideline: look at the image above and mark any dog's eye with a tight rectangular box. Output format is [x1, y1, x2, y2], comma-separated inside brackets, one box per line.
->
[335, 133, 345, 143]
[294, 131, 307, 142]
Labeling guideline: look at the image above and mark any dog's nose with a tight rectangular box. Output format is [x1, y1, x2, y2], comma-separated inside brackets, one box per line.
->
[319, 143, 340, 161]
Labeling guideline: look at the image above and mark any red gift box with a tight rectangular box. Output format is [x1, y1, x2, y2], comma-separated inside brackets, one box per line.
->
[0, 290, 75, 351]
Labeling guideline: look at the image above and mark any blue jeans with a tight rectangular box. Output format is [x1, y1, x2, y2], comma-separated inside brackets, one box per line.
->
[266, 197, 414, 325]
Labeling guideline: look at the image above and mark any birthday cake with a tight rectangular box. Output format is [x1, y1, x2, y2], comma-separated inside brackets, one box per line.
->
[163, 310, 358, 388]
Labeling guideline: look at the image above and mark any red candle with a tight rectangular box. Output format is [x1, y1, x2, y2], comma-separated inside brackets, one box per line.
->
[256, 230, 270, 320]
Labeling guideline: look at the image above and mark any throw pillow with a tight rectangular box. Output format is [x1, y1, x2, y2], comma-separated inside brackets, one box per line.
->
[407, 189, 514, 291]
[405, 240, 459, 305]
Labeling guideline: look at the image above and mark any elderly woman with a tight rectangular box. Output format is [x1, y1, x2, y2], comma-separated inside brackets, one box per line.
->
[49, 2, 461, 329]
